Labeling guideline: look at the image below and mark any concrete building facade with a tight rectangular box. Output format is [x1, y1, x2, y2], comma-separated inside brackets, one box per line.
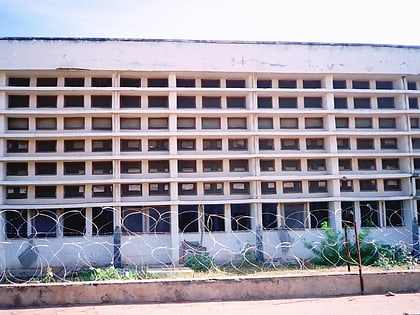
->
[0, 38, 420, 270]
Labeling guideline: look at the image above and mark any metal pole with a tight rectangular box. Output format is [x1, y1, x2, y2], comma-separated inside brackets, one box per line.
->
[343, 226, 351, 272]
[353, 222, 364, 295]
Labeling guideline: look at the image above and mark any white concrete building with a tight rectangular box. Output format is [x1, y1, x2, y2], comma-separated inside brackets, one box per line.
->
[0, 38, 420, 270]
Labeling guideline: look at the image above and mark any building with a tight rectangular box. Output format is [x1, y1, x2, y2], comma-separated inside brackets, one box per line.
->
[1, 38, 420, 271]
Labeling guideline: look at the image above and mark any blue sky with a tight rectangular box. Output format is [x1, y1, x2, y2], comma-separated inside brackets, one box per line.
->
[1, 0, 419, 45]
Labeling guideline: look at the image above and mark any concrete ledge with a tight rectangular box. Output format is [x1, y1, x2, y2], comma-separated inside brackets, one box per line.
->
[1, 270, 420, 308]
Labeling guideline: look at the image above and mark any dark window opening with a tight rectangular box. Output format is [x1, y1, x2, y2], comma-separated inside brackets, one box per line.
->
[91, 95, 112, 108]
[92, 161, 113, 175]
[204, 182, 223, 195]
[32, 209, 57, 237]
[35, 162, 57, 175]
[178, 160, 196, 173]
[260, 159, 275, 172]
[121, 118, 141, 130]
[177, 139, 196, 151]
[148, 139, 169, 151]
[278, 80, 296, 88]
[384, 179, 401, 191]
[382, 158, 399, 170]
[279, 97, 297, 108]
[201, 79, 220, 88]
[179, 183, 197, 195]
[202, 118, 221, 129]
[229, 139, 248, 150]
[230, 182, 250, 194]
[204, 204, 225, 232]
[258, 97, 272, 108]
[177, 117, 196, 129]
[227, 97, 246, 108]
[228, 118, 247, 129]
[257, 80, 271, 88]
[149, 117, 169, 129]
[281, 139, 299, 150]
[303, 80, 321, 89]
[304, 97, 322, 108]
[229, 159, 249, 172]
[357, 138, 374, 150]
[377, 97, 395, 109]
[376, 81, 393, 90]
[202, 97, 221, 108]
[64, 162, 85, 175]
[307, 159, 326, 171]
[283, 181, 302, 193]
[309, 202, 329, 228]
[148, 78, 168, 87]
[203, 138, 222, 150]
[149, 183, 169, 196]
[121, 139, 142, 152]
[306, 138, 324, 150]
[259, 138, 274, 150]
[353, 80, 369, 89]
[261, 182, 276, 194]
[92, 77, 112, 87]
[305, 117, 323, 129]
[122, 208, 143, 233]
[282, 159, 301, 171]
[8, 77, 29, 86]
[120, 96, 141, 108]
[409, 98, 419, 109]
[354, 98, 371, 109]
[63, 209, 86, 236]
[379, 118, 396, 129]
[413, 138, 420, 149]
[149, 206, 170, 233]
[340, 180, 353, 192]
[203, 160, 223, 172]
[37, 77, 57, 86]
[36, 140, 57, 152]
[92, 207, 114, 235]
[37, 95, 57, 108]
[358, 159, 376, 171]
[121, 161, 142, 174]
[333, 80, 346, 89]
[231, 203, 251, 231]
[92, 139, 112, 152]
[385, 200, 403, 227]
[381, 138, 398, 149]
[6, 186, 27, 199]
[92, 185, 113, 197]
[339, 159, 352, 171]
[149, 160, 169, 173]
[148, 96, 168, 108]
[36, 118, 57, 130]
[284, 203, 305, 229]
[359, 180, 377, 191]
[35, 186, 56, 198]
[177, 79, 195, 87]
[341, 201, 355, 226]
[65, 77, 84, 87]
[64, 95, 84, 107]
[337, 138, 350, 150]
[178, 205, 198, 232]
[408, 82, 417, 90]
[226, 79, 245, 88]
[177, 96, 196, 108]
[360, 201, 379, 227]
[121, 184, 142, 196]
[64, 117, 85, 130]
[308, 180, 328, 193]
[7, 162, 28, 176]
[334, 97, 347, 109]
[5, 210, 28, 238]
[8, 118, 29, 130]
[8, 95, 29, 108]
[92, 117, 112, 130]
[64, 185, 85, 198]
[262, 203, 277, 230]
[336, 117, 349, 128]
[120, 78, 141, 87]
[258, 118, 273, 129]
[64, 140, 85, 152]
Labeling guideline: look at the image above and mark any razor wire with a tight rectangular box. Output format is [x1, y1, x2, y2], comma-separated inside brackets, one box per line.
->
[0, 204, 418, 284]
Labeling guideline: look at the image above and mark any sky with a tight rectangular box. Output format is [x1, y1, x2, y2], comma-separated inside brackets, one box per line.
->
[0, 0, 419, 46]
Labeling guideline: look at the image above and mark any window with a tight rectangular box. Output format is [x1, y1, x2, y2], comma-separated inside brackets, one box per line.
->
[354, 97, 371, 109]
[409, 98, 419, 109]
[178, 183, 197, 195]
[379, 118, 396, 129]
[177, 117, 195, 129]
[35, 186, 56, 198]
[64, 185, 85, 198]
[229, 159, 249, 172]
[8, 118, 29, 130]
[121, 161, 142, 174]
[227, 97, 246, 108]
[227, 117, 247, 129]
[376, 81, 393, 90]
[261, 182, 277, 194]
[260, 159, 275, 172]
[381, 138, 397, 149]
[204, 182, 223, 195]
[258, 117, 273, 129]
[64, 140, 85, 152]
[121, 139, 142, 152]
[37, 95, 57, 108]
[305, 117, 323, 129]
[355, 117, 372, 128]
[336, 117, 349, 128]
[230, 182, 250, 194]
[410, 118, 420, 129]
[358, 159, 376, 170]
[231, 204, 251, 231]
[177, 96, 196, 108]
[262, 203, 277, 230]
[37, 77, 57, 86]
[8, 77, 30, 86]
[309, 202, 329, 228]
[177, 139, 196, 151]
[303, 80, 321, 88]
[353, 80, 369, 89]
[64, 95, 84, 107]
[357, 138, 374, 150]
[64, 117, 85, 130]
[334, 97, 347, 109]
[283, 181, 302, 193]
[307, 159, 326, 171]
[121, 184, 142, 196]
[304, 97, 322, 108]
[309, 181, 328, 193]
[202, 117, 221, 129]
[279, 97, 297, 108]
[91, 95, 112, 108]
[258, 97, 272, 108]
[92, 207, 114, 235]
[282, 159, 301, 171]
[92, 117, 112, 130]
[284, 203, 305, 229]
[413, 138, 420, 149]
[6, 163, 28, 176]
[281, 139, 299, 150]
[229, 139, 248, 150]
[359, 179, 377, 191]
[259, 138, 274, 150]
[257, 80, 271, 88]
[120, 118, 141, 130]
[5, 210, 28, 238]
[204, 204, 225, 232]
[202, 97, 221, 108]
[203, 160, 223, 172]
[178, 205, 198, 232]
[35, 162, 57, 175]
[32, 209, 57, 238]
[339, 159, 352, 171]
[92, 161, 113, 175]
[7, 140, 28, 153]
[148, 139, 169, 151]
[415, 158, 420, 170]
[120, 96, 141, 108]
[148, 78, 168, 87]
[63, 209, 86, 236]
[408, 82, 417, 90]
[92, 139, 112, 152]
[8, 95, 29, 108]
[149, 160, 169, 173]
[341, 201, 355, 226]
[149, 183, 169, 195]
[92, 185, 113, 197]
[148, 96, 168, 108]
[201, 79, 220, 88]
[65, 77, 84, 87]
[278, 80, 296, 88]
[377, 97, 394, 109]
[280, 118, 298, 129]
[385, 200, 403, 227]
[203, 138, 222, 150]
[36, 140, 56, 152]
[92, 77, 112, 87]
[340, 180, 353, 192]
[178, 160, 196, 173]
[337, 138, 350, 150]
[333, 80, 346, 89]
[306, 138, 324, 150]
[6, 186, 27, 199]
[177, 78, 195, 87]
[36, 118, 57, 130]
[360, 201, 379, 227]
[149, 117, 168, 129]
[149, 206, 170, 233]
[120, 78, 141, 87]
[382, 158, 399, 170]
[64, 162, 85, 175]
[226, 79, 245, 88]
[384, 179, 401, 191]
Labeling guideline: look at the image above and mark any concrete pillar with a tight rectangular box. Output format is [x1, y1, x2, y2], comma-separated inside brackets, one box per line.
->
[330, 200, 343, 232]
[170, 204, 180, 265]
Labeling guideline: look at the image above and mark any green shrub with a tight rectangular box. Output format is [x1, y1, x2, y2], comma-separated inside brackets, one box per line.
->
[184, 253, 215, 272]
